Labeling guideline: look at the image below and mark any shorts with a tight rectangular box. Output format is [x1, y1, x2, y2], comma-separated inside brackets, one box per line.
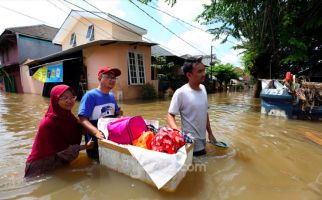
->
[193, 138, 206, 153]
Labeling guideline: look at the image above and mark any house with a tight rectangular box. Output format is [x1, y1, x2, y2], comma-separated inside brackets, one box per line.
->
[180, 54, 219, 67]
[0, 25, 61, 92]
[151, 45, 186, 91]
[23, 10, 157, 100]
[151, 45, 185, 78]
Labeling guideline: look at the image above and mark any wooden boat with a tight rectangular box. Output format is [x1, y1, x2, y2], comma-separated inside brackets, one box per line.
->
[260, 79, 322, 120]
[97, 118, 194, 192]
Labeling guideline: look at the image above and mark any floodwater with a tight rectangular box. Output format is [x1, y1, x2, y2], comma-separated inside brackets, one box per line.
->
[0, 91, 321, 200]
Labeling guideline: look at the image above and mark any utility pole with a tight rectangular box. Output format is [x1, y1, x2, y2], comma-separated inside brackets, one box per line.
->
[210, 45, 213, 81]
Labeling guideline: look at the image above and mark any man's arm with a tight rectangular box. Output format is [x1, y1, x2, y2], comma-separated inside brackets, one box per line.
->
[206, 113, 217, 142]
[167, 113, 179, 130]
[78, 116, 105, 139]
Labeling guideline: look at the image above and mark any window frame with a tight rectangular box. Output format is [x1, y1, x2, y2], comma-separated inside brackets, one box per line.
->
[86, 25, 94, 41]
[127, 51, 146, 85]
[69, 32, 76, 47]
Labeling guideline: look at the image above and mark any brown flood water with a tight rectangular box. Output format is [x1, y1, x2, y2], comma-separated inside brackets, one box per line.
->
[0, 91, 321, 200]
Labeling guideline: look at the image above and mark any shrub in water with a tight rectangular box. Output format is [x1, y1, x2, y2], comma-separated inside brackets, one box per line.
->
[141, 83, 157, 99]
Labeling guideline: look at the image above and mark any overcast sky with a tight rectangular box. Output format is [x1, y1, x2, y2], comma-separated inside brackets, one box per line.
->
[0, 0, 242, 67]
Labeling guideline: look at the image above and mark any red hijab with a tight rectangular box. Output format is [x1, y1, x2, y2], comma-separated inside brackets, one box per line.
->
[27, 85, 82, 163]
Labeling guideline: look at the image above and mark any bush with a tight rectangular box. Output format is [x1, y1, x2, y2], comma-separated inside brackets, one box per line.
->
[141, 83, 157, 100]
[236, 82, 245, 90]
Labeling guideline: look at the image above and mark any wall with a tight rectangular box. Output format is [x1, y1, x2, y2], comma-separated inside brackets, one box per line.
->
[17, 35, 61, 63]
[83, 43, 157, 100]
[112, 24, 142, 41]
[20, 64, 44, 95]
[0, 41, 19, 66]
[60, 18, 144, 50]
[61, 18, 113, 50]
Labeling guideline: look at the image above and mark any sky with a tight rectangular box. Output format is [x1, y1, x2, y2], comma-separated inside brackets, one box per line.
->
[0, 0, 243, 67]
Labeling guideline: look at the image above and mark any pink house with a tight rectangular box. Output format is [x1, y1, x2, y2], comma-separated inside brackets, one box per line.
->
[22, 10, 157, 100]
[0, 25, 61, 93]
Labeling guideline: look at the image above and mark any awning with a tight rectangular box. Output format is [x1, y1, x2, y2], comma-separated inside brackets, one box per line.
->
[27, 39, 157, 68]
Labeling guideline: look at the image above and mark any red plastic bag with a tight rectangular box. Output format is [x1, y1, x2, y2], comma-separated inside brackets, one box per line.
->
[150, 128, 185, 154]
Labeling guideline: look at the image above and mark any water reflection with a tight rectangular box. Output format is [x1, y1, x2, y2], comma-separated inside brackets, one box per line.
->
[0, 91, 321, 199]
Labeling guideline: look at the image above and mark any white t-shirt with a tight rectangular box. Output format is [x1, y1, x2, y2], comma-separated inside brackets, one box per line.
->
[168, 83, 208, 140]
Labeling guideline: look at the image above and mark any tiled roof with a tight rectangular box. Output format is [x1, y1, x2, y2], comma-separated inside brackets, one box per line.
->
[151, 45, 176, 56]
[180, 54, 219, 66]
[6, 24, 59, 41]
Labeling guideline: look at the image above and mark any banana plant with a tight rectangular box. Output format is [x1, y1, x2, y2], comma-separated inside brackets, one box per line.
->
[0, 65, 13, 90]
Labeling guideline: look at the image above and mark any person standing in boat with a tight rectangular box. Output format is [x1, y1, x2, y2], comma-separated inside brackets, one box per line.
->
[25, 85, 93, 178]
[167, 56, 217, 156]
[78, 66, 123, 160]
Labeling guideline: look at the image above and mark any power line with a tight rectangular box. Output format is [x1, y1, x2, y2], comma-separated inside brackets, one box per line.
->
[129, 0, 208, 55]
[45, 0, 89, 39]
[52, 0, 117, 40]
[63, 0, 143, 39]
[1, 0, 206, 58]
[59, 0, 183, 57]
[147, 1, 229, 58]
[147, 1, 238, 47]
[65, 0, 205, 57]
[0, 4, 48, 25]
[0, 1, 101, 42]
[148, 1, 206, 33]
[146, 2, 227, 58]
[80, 0, 184, 56]
[149, 1, 193, 32]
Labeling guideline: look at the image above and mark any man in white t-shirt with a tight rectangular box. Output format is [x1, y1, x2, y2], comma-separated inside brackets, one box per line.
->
[167, 56, 217, 156]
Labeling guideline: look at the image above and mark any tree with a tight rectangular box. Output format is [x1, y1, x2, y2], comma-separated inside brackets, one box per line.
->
[138, 0, 322, 96]
[152, 56, 175, 78]
[0, 65, 13, 92]
[197, 0, 322, 96]
[213, 63, 238, 90]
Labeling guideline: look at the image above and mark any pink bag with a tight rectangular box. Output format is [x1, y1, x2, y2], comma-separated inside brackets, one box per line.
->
[107, 116, 147, 144]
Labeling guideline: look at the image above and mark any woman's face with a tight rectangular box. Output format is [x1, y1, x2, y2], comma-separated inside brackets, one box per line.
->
[58, 90, 76, 110]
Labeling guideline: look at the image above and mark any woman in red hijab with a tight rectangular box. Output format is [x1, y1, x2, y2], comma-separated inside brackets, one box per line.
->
[25, 85, 92, 178]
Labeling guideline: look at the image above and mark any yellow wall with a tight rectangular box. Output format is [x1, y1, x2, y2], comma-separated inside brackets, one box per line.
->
[61, 18, 143, 50]
[112, 24, 142, 41]
[20, 64, 44, 95]
[83, 43, 157, 100]
[61, 18, 114, 50]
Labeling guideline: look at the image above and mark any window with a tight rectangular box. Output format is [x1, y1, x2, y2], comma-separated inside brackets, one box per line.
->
[128, 52, 145, 85]
[70, 33, 76, 47]
[86, 25, 95, 41]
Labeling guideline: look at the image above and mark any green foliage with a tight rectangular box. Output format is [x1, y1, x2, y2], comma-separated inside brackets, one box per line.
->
[197, 0, 322, 79]
[213, 63, 238, 88]
[136, 0, 176, 6]
[140, 0, 322, 81]
[236, 82, 244, 90]
[152, 56, 175, 70]
[205, 64, 215, 76]
[140, 83, 157, 100]
[0, 65, 10, 81]
[233, 67, 244, 77]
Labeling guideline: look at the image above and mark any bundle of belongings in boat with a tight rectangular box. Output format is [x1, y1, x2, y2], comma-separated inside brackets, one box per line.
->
[105, 116, 192, 154]
[281, 72, 322, 112]
[295, 82, 322, 112]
